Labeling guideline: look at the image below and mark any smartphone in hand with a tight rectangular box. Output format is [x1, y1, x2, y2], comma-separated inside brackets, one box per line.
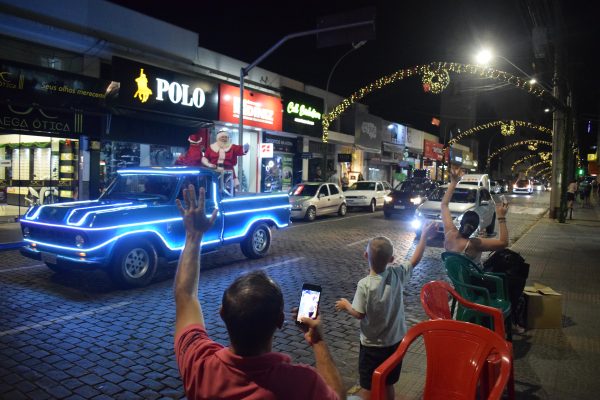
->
[296, 283, 321, 324]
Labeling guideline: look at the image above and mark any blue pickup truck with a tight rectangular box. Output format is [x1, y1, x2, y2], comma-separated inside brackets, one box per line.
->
[20, 167, 290, 287]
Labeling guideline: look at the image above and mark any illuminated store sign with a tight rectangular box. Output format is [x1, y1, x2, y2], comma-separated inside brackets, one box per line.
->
[112, 57, 218, 120]
[281, 87, 323, 138]
[218, 83, 282, 131]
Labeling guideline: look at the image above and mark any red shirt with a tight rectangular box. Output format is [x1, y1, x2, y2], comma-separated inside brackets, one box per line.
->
[175, 324, 339, 400]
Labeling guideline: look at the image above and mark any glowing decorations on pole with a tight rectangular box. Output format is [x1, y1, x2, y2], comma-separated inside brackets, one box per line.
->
[500, 121, 516, 136]
[421, 67, 450, 94]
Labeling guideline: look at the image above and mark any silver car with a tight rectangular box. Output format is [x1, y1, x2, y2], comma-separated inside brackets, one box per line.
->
[289, 182, 347, 221]
[412, 184, 497, 238]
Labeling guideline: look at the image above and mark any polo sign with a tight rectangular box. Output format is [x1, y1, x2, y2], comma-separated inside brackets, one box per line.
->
[112, 57, 218, 120]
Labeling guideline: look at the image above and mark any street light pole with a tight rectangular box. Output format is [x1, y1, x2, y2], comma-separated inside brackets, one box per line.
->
[325, 41, 366, 96]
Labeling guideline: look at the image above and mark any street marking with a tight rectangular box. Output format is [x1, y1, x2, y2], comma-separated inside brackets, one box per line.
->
[0, 264, 45, 273]
[0, 301, 131, 337]
[261, 257, 304, 271]
[346, 238, 370, 247]
[288, 212, 381, 229]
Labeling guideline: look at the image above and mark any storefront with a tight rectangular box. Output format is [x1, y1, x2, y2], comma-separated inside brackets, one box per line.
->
[0, 59, 107, 223]
[355, 111, 387, 183]
[406, 127, 425, 176]
[260, 133, 299, 192]
[280, 87, 329, 184]
[218, 83, 283, 193]
[105, 57, 219, 190]
[423, 139, 444, 180]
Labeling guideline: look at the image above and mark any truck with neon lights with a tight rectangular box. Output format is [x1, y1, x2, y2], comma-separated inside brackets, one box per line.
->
[20, 167, 290, 288]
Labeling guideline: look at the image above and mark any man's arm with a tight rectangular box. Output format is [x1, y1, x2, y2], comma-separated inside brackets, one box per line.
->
[302, 317, 346, 400]
[174, 185, 218, 338]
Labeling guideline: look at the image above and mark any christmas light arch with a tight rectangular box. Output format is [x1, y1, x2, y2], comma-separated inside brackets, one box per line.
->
[446, 121, 552, 148]
[511, 152, 552, 172]
[322, 61, 554, 142]
[538, 166, 553, 177]
[526, 160, 553, 175]
[486, 140, 552, 166]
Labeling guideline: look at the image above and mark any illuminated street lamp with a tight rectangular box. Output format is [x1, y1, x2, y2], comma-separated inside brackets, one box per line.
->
[474, 48, 549, 90]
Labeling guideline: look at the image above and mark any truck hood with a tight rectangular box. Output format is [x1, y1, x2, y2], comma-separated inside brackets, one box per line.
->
[22, 200, 173, 228]
[417, 201, 475, 216]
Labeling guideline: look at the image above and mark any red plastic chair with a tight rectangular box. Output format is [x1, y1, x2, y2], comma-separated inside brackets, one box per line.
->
[371, 320, 512, 400]
[420, 281, 515, 400]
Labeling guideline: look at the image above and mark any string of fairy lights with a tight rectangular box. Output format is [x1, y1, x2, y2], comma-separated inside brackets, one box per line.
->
[486, 140, 553, 166]
[538, 166, 553, 177]
[322, 62, 553, 143]
[446, 121, 553, 148]
[526, 160, 553, 175]
[511, 152, 552, 172]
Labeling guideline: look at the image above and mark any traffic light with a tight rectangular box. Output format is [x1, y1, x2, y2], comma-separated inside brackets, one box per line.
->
[577, 168, 585, 176]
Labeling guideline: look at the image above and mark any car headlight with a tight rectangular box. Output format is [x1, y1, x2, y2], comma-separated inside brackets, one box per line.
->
[23, 226, 30, 238]
[75, 234, 85, 248]
[384, 195, 393, 203]
[409, 196, 422, 205]
[411, 219, 422, 229]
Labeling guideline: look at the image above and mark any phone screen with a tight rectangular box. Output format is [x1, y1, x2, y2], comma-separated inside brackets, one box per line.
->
[297, 284, 321, 323]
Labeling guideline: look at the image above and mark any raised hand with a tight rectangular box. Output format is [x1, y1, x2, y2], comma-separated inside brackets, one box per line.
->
[175, 184, 218, 239]
[449, 164, 464, 183]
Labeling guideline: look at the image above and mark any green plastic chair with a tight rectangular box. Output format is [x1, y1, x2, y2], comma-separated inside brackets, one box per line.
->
[441, 251, 512, 339]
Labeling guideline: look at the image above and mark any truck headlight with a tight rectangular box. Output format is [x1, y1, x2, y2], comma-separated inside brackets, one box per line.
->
[75, 234, 85, 248]
[23, 227, 30, 238]
[384, 195, 393, 203]
[411, 219, 422, 229]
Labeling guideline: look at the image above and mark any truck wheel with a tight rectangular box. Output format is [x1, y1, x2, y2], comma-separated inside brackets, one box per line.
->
[486, 213, 496, 235]
[368, 199, 376, 213]
[338, 203, 347, 216]
[110, 240, 158, 288]
[305, 207, 317, 222]
[241, 223, 271, 259]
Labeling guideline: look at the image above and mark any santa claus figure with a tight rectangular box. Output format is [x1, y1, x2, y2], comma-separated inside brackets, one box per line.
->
[174, 129, 209, 166]
[202, 129, 249, 186]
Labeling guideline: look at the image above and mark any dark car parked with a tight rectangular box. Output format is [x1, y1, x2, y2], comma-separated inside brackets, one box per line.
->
[383, 178, 438, 219]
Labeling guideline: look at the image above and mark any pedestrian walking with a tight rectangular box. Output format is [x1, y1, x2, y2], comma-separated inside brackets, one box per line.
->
[567, 179, 578, 219]
[335, 222, 437, 400]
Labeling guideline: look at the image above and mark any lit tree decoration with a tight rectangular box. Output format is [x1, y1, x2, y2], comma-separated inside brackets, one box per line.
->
[539, 152, 551, 161]
[322, 62, 554, 142]
[421, 67, 450, 94]
[528, 143, 538, 151]
[446, 120, 552, 148]
[486, 139, 552, 166]
[526, 160, 552, 175]
[500, 121, 516, 136]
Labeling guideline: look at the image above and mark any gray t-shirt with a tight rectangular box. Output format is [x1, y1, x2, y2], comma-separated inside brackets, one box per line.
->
[351, 262, 412, 347]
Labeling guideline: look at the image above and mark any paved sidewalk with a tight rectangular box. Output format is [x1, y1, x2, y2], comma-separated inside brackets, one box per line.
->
[390, 205, 600, 400]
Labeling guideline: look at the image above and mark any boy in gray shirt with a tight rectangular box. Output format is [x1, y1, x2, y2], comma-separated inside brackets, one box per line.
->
[335, 222, 436, 399]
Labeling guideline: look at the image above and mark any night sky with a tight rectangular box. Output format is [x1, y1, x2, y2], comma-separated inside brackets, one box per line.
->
[109, 0, 598, 147]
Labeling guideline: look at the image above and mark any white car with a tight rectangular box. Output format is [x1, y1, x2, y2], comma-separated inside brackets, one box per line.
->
[513, 179, 533, 194]
[289, 182, 347, 221]
[412, 184, 497, 238]
[344, 180, 392, 212]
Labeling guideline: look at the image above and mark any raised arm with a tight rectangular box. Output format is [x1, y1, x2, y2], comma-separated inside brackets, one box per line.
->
[471, 201, 509, 252]
[174, 185, 218, 337]
[410, 221, 436, 266]
[441, 165, 463, 233]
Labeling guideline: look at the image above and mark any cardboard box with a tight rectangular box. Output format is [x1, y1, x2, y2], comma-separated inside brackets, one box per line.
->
[524, 283, 563, 329]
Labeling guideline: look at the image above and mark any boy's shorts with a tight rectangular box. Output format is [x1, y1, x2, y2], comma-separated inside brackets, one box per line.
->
[359, 342, 402, 390]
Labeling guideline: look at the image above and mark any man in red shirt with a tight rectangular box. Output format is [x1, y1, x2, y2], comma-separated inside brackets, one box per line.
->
[174, 184, 345, 400]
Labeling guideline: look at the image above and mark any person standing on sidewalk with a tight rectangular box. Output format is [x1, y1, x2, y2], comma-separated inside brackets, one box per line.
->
[334, 221, 437, 400]
[173, 185, 345, 400]
[567, 179, 578, 219]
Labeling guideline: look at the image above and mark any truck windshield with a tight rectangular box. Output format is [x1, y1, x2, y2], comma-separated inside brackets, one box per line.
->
[102, 174, 178, 202]
[289, 184, 320, 196]
[428, 187, 477, 203]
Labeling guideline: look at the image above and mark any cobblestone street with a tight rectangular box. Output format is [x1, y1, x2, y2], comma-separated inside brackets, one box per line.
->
[0, 194, 547, 399]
